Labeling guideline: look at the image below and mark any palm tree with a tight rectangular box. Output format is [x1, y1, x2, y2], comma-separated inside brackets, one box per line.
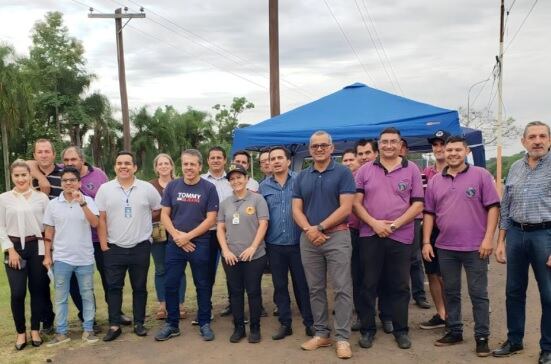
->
[0, 44, 32, 191]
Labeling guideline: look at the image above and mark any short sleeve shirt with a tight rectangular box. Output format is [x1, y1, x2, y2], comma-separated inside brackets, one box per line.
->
[355, 158, 424, 244]
[43, 195, 98, 266]
[95, 178, 162, 248]
[33, 164, 63, 199]
[424, 165, 500, 251]
[293, 160, 356, 225]
[80, 164, 108, 199]
[218, 192, 269, 260]
[161, 178, 219, 244]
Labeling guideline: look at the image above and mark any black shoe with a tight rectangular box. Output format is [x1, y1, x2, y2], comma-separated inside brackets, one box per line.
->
[539, 351, 551, 364]
[134, 324, 147, 337]
[415, 298, 431, 309]
[435, 332, 463, 346]
[420, 314, 446, 330]
[40, 325, 55, 336]
[272, 325, 292, 340]
[351, 318, 361, 332]
[492, 340, 523, 357]
[476, 337, 491, 357]
[395, 333, 412, 349]
[248, 327, 261, 343]
[260, 306, 268, 318]
[305, 326, 315, 337]
[359, 332, 375, 349]
[120, 314, 132, 326]
[31, 338, 43, 347]
[103, 327, 122, 342]
[382, 321, 394, 334]
[221, 305, 232, 317]
[230, 325, 246, 343]
[15, 340, 27, 351]
[273, 306, 279, 316]
[93, 324, 102, 334]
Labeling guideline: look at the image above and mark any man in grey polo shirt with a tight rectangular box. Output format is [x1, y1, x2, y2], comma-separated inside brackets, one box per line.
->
[293, 130, 356, 359]
[96, 151, 161, 342]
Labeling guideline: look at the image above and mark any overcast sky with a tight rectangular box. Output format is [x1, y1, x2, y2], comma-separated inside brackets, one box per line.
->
[1, 0, 549, 155]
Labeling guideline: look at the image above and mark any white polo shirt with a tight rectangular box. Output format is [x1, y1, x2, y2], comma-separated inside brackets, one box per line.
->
[95, 178, 162, 248]
[43, 194, 98, 266]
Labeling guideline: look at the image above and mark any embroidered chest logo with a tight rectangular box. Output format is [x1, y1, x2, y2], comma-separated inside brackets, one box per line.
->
[245, 206, 256, 215]
[465, 187, 476, 198]
[397, 181, 408, 192]
[86, 182, 95, 191]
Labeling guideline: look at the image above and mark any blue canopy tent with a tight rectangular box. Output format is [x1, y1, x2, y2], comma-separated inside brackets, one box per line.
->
[232, 83, 486, 168]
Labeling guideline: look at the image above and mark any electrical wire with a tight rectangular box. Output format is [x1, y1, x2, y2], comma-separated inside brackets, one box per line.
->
[504, 0, 539, 53]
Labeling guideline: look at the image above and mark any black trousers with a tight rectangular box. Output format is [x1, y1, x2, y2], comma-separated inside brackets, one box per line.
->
[222, 255, 267, 329]
[359, 236, 412, 336]
[104, 241, 150, 326]
[5, 240, 50, 333]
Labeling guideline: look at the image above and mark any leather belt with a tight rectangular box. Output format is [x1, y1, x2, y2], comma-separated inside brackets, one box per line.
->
[9, 236, 41, 243]
[511, 220, 551, 232]
[324, 223, 349, 234]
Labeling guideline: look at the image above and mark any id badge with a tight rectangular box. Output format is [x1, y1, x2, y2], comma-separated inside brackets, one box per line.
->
[232, 212, 240, 225]
[124, 205, 132, 218]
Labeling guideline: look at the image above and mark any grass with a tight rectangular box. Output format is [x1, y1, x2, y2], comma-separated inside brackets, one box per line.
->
[0, 257, 250, 364]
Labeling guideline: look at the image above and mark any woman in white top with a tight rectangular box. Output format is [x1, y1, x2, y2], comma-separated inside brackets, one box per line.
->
[0, 159, 50, 350]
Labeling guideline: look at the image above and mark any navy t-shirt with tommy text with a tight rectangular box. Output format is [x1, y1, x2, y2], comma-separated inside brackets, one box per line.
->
[161, 178, 219, 244]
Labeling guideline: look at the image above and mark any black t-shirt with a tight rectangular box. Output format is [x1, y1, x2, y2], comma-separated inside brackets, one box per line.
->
[32, 164, 63, 199]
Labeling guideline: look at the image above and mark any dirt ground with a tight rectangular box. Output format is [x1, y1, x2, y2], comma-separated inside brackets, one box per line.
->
[6, 261, 545, 364]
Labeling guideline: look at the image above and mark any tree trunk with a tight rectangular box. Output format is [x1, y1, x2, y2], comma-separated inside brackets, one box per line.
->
[1, 118, 10, 191]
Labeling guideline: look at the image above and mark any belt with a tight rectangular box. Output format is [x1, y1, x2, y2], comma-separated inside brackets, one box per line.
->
[324, 223, 349, 234]
[511, 220, 551, 232]
[8, 236, 41, 243]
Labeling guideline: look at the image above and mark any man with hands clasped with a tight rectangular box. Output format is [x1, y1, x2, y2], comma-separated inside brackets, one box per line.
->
[42, 166, 100, 346]
[422, 136, 499, 357]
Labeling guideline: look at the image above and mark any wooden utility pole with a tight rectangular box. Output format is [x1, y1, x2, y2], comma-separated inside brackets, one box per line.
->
[496, 0, 504, 195]
[269, 0, 280, 117]
[89, 8, 145, 151]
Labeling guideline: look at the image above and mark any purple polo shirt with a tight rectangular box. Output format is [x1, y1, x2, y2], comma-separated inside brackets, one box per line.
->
[424, 164, 500, 252]
[355, 158, 424, 244]
[80, 164, 108, 243]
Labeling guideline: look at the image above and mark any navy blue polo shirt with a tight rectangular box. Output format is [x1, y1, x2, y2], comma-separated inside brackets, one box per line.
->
[293, 160, 356, 225]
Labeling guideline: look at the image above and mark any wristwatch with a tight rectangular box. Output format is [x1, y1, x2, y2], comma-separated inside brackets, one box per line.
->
[79, 201, 87, 207]
[389, 223, 397, 232]
[316, 224, 325, 232]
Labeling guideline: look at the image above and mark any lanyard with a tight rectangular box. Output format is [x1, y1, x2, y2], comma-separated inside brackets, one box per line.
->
[120, 186, 134, 204]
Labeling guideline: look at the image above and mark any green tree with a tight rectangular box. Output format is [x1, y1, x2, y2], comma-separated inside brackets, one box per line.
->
[211, 97, 254, 151]
[486, 151, 525, 179]
[0, 44, 33, 191]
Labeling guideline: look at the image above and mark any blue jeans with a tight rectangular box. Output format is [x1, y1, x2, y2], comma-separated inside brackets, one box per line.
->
[165, 240, 212, 328]
[506, 226, 551, 351]
[53, 261, 95, 334]
[266, 243, 313, 328]
[151, 241, 186, 304]
[438, 249, 489, 338]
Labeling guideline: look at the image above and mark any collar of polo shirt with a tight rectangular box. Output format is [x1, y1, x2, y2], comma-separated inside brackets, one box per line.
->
[308, 159, 336, 173]
[373, 156, 408, 174]
[442, 163, 470, 178]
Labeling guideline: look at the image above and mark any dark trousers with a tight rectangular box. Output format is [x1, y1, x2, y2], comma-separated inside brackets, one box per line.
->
[438, 249, 489, 338]
[165, 241, 212, 328]
[104, 241, 150, 326]
[410, 219, 427, 301]
[505, 226, 551, 351]
[359, 236, 412, 336]
[5, 240, 50, 333]
[223, 255, 267, 329]
[350, 229, 362, 316]
[267, 243, 313, 328]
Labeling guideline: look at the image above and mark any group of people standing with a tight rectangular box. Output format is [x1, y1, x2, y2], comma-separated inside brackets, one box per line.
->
[1, 121, 550, 363]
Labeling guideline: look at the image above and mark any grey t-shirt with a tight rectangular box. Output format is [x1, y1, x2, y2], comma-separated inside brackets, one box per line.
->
[218, 191, 269, 260]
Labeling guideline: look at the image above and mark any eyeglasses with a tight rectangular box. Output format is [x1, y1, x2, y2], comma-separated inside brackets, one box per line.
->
[310, 143, 331, 150]
[61, 178, 78, 183]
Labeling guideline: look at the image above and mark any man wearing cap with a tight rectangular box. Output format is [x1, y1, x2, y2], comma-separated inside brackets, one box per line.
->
[354, 127, 424, 350]
[419, 131, 450, 331]
[423, 136, 499, 357]
[259, 146, 314, 340]
[155, 149, 219, 342]
[293, 130, 355, 359]
[493, 121, 551, 364]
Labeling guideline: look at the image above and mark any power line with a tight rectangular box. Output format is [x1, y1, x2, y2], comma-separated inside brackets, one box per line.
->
[361, 0, 404, 96]
[505, 0, 539, 53]
[322, 0, 376, 85]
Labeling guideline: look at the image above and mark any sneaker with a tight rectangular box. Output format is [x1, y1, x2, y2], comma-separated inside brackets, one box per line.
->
[200, 324, 215, 341]
[82, 331, 99, 343]
[248, 327, 261, 343]
[395, 333, 412, 349]
[46, 334, 71, 347]
[191, 317, 199, 326]
[420, 314, 446, 330]
[492, 340, 524, 357]
[415, 298, 431, 309]
[301, 336, 332, 351]
[435, 332, 463, 346]
[154, 324, 181, 341]
[336, 340, 352, 359]
[476, 337, 491, 357]
[359, 332, 375, 349]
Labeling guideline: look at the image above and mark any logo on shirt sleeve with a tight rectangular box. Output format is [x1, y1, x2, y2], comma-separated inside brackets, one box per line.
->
[465, 187, 477, 198]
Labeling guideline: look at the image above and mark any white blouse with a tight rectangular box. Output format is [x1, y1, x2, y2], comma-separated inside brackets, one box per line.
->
[0, 189, 49, 255]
